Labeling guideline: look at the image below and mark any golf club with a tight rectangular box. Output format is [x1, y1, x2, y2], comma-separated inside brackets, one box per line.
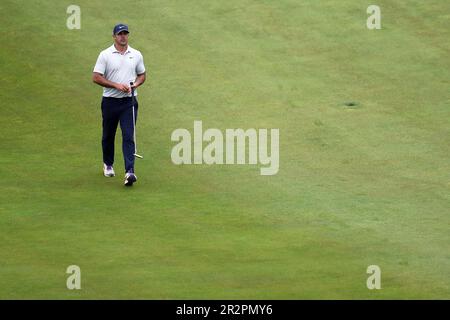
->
[130, 82, 143, 159]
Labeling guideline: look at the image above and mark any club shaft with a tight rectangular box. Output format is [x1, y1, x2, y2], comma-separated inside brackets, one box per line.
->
[130, 82, 141, 158]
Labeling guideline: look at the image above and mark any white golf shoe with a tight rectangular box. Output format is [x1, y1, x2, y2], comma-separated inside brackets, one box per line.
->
[124, 171, 137, 186]
[103, 164, 115, 177]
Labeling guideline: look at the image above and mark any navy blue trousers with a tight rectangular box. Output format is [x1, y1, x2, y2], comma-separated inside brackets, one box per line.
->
[101, 96, 138, 173]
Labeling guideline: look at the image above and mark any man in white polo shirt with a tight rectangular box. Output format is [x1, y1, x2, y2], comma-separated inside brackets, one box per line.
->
[92, 23, 146, 186]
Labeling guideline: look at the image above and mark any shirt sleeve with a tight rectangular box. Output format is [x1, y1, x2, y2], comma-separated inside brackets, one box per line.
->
[136, 53, 146, 75]
[93, 52, 106, 74]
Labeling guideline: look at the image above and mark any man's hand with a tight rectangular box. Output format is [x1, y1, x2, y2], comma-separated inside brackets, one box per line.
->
[115, 83, 131, 93]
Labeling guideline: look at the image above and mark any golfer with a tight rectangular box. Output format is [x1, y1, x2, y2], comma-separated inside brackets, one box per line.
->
[92, 23, 146, 186]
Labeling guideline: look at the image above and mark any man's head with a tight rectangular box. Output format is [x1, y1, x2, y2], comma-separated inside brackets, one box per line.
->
[113, 23, 129, 46]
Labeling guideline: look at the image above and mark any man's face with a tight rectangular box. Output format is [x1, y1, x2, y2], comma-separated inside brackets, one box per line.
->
[114, 31, 129, 46]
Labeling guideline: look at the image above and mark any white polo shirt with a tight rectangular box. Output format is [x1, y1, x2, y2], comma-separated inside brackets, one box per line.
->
[93, 44, 146, 98]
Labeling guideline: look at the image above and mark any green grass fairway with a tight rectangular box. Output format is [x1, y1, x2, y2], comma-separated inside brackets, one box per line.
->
[0, 0, 449, 299]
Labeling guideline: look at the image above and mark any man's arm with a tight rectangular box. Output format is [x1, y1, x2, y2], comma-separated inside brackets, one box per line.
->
[92, 72, 130, 93]
[131, 72, 146, 89]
